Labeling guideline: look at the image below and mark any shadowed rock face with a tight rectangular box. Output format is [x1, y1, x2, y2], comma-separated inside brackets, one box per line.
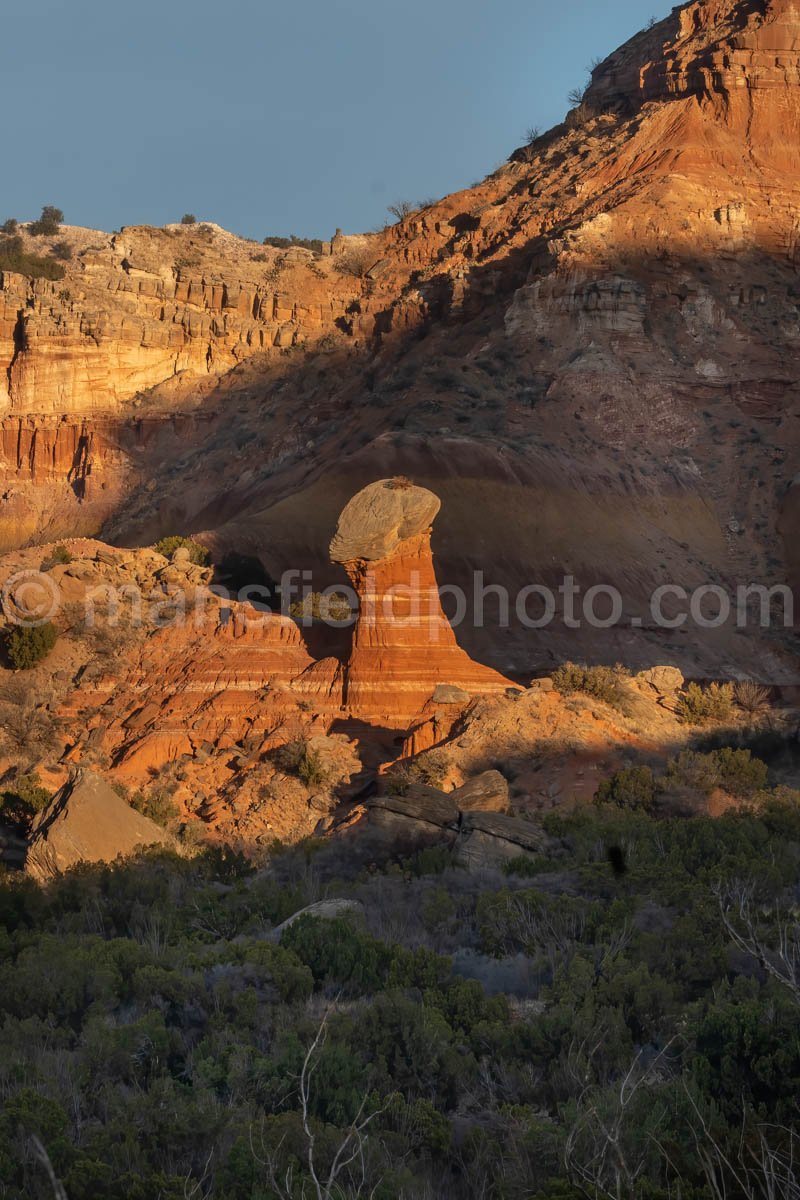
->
[330, 479, 441, 563]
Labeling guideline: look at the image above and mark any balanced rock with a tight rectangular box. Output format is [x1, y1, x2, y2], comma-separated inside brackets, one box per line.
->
[26, 769, 172, 881]
[331, 479, 512, 723]
[330, 479, 440, 562]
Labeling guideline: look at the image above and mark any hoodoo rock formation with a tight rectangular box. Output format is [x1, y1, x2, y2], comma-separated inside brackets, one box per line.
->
[331, 479, 512, 721]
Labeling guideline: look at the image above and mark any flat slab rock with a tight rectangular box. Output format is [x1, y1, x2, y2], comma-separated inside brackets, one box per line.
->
[26, 769, 172, 882]
[456, 813, 548, 867]
[368, 786, 460, 829]
[364, 777, 547, 868]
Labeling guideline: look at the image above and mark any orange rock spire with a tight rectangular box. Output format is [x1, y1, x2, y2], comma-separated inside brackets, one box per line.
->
[331, 479, 512, 722]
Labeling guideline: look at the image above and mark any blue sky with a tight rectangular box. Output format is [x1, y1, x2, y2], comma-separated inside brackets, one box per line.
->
[3, 0, 668, 240]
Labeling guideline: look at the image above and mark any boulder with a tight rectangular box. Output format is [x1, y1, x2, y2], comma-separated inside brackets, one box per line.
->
[432, 684, 471, 705]
[451, 770, 510, 813]
[25, 769, 172, 881]
[330, 478, 440, 563]
[636, 666, 685, 710]
[368, 785, 460, 830]
[455, 812, 548, 868]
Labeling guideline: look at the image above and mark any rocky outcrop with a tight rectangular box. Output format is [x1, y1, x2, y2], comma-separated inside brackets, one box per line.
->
[0, 224, 382, 418]
[25, 769, 172, 881]
[331, 480, 513, 722]
[586, 0, 800, 120]
[455, 812, 548, 868]
[361, 784, 544, 866]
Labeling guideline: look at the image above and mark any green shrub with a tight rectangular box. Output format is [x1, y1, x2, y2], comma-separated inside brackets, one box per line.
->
[1, 218, 18, 235]
[0, 771, 50, 825]
[0, 235, 65, 280]
[180, 213, 197, 225]
[552, 661, 631, 709]
[51, 239, 73, 261]
[298, 748, 329, 788]
[665, 747, 767, 799]
[262, 234, 324, 253]
[280, 914, 391, 992]
[40, 543, 72, 571]
[386, 747, 450, 794]
[595, 765, 656, 812]
[676, 682, 734, 724]
[28, 205, 63, 236]
[3, 621, 58, 669]
[130, 788, 179, 828]
[152, 535, 210, 566]
[271, 740, 330, 788]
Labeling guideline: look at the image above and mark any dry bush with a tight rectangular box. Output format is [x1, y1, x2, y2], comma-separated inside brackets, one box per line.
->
[334, 243, 376, 279]
[733, 679, 771, 716]
[386, 747, 450, 794]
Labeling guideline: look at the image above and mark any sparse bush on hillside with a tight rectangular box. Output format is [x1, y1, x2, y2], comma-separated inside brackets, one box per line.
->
[734, 679, 771, 715]
[387, 201, 416, 221]
[51, 239, 73, 261]
[565, 101, 596, 130]
[288, 591, 352, 623]
[2, 622, 58, 670]
[552, 661, 631, 710]
[334, 243, 376, 279]
[40, 544, 72, 572]
[271, 739, 331, 788]
[0, 235, 66, 281]
[180, 213, 197, 225]
[130, 787, 179, 828]
[153, 535, 210, 566]
[386, 475, 414, 490]
[28, 205, 64, 236]
[676, 681, 734, 724]
[387, 747, 450, 795]
[1, 218, 18, 235]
